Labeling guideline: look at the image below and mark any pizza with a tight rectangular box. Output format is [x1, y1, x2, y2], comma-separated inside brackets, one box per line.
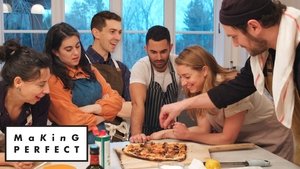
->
[122, 142, 187, 161]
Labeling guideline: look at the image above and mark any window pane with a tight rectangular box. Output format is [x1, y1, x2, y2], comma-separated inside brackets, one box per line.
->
[79, 33, 94, 50]
[4, 33, 47, 52]
[3, 0, 51, 30]
[122, 0, 163, 69]
[176, 34, 213, 54]
[65, 0, 109, 30]
[176, 0, 214, 31]
[122, 0, 164, 31]
[122, 33, 146, 69]
[175, 0, 215, 61]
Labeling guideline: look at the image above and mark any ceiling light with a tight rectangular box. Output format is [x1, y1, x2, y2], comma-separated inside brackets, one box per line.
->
[31, 4, 45, 14]
[3, 3, 12, 13]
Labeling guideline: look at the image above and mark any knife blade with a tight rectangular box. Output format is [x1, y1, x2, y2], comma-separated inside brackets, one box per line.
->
[204, 159, 271, 168]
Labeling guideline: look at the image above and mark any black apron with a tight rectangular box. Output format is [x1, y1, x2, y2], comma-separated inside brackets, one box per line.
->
[143, 61, 178, 135]
[93, 60, 125, 141]
[93, 60, 124, 96]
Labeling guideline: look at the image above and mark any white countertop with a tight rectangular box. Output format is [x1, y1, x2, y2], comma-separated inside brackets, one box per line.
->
[0, 141, 298, 169]
[60, 141, 299, 169]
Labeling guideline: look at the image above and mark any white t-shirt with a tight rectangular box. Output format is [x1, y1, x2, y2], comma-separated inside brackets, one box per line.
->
[130, 54, 180, 92]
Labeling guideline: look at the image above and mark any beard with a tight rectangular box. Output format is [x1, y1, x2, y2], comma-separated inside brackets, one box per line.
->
[150, 59, 169, 72]
[244, 33, 268, 56]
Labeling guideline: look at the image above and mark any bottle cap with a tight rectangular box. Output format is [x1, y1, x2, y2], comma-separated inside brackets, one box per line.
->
[99, 130, 107, 136]
[91, 126, 100, 136]
[90, 144, 99, 155]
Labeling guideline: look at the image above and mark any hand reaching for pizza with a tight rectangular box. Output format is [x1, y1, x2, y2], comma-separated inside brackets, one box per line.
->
[129, 133, 149, 143]
[172, 122, 189, 140]
[149, 130, 166, 140]
[159, 102, 183, 129]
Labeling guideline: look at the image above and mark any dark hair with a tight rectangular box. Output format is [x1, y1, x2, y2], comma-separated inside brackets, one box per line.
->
[146, 25, 171, 44]
[234, 0, 286, 33]
[90, 10, 121, 31]
[0, 39, 51, 86]
[44, 22, 95, 90]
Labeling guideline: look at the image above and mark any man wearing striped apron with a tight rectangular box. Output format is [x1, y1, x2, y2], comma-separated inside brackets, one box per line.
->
[129, 25, 180, 143]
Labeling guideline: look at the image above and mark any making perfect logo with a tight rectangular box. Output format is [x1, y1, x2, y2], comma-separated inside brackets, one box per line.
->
[5, 126, 88, 161]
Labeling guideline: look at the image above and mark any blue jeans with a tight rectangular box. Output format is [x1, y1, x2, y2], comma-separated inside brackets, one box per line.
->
[88, 122, 106, 144]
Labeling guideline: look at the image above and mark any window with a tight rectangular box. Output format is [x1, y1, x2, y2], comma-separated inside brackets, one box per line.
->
[175, 0, 214, 54]
[1, 0, 225, 69]
[2, 0, 51, 52]
[64, 0, 109, 49]
[122, 0, 164, 68]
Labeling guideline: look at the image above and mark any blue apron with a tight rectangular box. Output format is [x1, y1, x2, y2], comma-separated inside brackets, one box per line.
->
[72, 78, 106, 144]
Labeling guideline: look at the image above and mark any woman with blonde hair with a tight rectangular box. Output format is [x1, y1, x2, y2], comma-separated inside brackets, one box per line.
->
[150, 45, 294, 161]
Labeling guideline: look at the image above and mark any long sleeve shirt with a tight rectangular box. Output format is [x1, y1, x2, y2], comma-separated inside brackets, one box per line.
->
[0, 81, 49, 133]
[48, 66, 122, 130]
[208, 44, 300, 108]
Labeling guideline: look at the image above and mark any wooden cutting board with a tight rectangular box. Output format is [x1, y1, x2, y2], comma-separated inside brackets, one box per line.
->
[114, 140, 255, 169]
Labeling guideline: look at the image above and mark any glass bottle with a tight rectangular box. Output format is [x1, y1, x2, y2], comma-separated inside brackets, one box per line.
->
[86, 144, 104, 169]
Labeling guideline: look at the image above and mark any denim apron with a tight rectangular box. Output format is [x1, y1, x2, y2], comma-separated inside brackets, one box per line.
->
[143, 61, 178, 135]
[72, 78, 105, 144]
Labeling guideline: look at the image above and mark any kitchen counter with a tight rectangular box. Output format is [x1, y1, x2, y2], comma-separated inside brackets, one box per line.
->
[0, 141, 299, 169]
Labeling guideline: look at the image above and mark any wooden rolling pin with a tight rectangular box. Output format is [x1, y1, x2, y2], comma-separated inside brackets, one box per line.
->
[209, 143, 256, 152]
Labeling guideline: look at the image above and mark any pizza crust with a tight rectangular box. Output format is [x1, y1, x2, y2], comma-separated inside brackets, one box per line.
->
[122, 142, 187, 161]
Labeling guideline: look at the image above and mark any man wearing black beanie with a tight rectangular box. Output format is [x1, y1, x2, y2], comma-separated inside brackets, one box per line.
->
[159, 0, 300, 165]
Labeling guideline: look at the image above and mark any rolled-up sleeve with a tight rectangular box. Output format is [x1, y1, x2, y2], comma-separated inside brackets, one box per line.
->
[48, 76, 97, 130]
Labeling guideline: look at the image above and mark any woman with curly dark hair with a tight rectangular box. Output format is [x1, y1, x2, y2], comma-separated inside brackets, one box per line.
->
[0, 39, 51, 168]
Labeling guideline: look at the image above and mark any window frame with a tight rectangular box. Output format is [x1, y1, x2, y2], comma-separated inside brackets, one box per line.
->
[0, 0, 231, 68]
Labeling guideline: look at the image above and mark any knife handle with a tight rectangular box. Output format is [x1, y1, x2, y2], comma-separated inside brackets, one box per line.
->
[247, 159, 271, 167]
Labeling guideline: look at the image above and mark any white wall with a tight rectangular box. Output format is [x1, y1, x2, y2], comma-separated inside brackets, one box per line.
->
[282, 0, 300, 8]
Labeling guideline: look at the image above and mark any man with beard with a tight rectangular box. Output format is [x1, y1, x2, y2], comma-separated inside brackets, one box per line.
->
[129, 25, 180, 143]
[159, 0, 300, 164]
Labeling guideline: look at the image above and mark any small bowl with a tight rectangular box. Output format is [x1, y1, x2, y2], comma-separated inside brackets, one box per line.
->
[158, 162, 185, 169]
[43, 164, 77, 169]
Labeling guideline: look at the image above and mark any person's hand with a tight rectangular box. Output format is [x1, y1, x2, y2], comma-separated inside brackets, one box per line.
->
[172, 122, 189, 140]
[102, 94, 109, 99]
[159, 102, 183, 129]
[149, 130, 165, 140]
[129, 133, 149, 143]
[13, 162, 34, 169]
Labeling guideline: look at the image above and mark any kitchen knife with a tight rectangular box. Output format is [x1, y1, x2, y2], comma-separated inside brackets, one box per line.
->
[204, 159, 271, 167]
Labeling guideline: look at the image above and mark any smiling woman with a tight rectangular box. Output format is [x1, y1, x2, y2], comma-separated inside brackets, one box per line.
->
[150, 45, 294, 162]
[0, 39, 52, 168]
